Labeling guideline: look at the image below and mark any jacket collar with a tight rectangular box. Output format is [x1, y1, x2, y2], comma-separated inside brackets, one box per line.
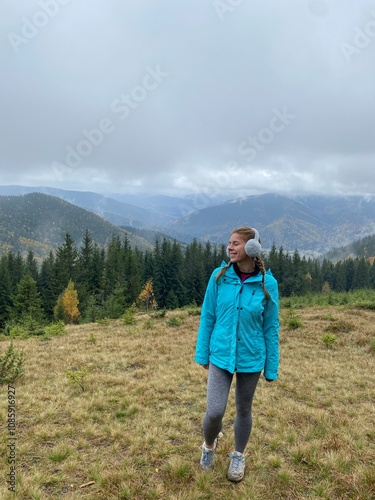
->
[225, 263, 263, 282]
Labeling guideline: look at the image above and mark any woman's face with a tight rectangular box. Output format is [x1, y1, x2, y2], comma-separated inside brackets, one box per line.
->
[227, 232, 251, 264]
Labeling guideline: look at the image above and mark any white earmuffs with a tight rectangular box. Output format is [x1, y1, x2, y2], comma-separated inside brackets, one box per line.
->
[226, 228, 262, 258]
[245, 228, 262, 257]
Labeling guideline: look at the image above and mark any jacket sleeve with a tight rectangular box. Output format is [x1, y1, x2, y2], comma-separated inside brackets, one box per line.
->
[194, 270, 218, 366]
[262, 275, 280, 380]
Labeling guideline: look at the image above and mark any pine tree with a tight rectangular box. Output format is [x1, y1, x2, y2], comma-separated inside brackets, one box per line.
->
[153, 239, 168, 308]
[266, 243, 279, 277]
[165, 289, 179, 309]
[7, 252, 24, 294]
[353, 257, 370, 290]
[38, 251, 59, 319]
[344, 259, 355, 291]
[321, 259, 335, 292]
[142, 249, 155, 283]
[203, 241, 214, 282]
[55, 234, 78, 292]
[0, 257, 12, 328]
[369, 260, 375, 288]
[122, 241, 142, 306]
[91, 245, 106, 297]
[184, 239, 206, 305]
[334, 261, 347, 292]
[103, 284, 126, 319]
[25, 251, 39, 282]
[104, 236, 123, 292]
[310, 259, 323, 293]
[9, 274, 45, 324]
[76, 230, 95, 315]
[153, 238, 184, 308]
[276, 246, 286, 285]
[169, 240, 186, 307]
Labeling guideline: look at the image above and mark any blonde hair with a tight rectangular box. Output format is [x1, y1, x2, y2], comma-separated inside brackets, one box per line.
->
[215, 226, 270, 300]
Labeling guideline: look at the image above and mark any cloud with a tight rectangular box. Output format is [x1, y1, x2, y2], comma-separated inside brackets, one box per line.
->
[1, 0, 375, 197]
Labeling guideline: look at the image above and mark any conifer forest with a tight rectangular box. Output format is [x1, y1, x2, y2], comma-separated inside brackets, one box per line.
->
[1, 230, 375, 332]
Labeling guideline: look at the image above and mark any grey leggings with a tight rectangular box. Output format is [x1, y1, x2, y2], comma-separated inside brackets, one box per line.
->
[203, 363, 261, 454]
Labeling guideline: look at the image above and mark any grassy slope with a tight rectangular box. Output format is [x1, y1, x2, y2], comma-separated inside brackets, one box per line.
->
[0, 307, 374, 499]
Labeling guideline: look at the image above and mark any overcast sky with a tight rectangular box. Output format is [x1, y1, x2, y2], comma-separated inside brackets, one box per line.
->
[1, 0, 375, 199]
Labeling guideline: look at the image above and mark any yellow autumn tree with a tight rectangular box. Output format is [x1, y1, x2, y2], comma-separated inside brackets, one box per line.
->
[134, 279, 157, 311]
[54, 280, 80, 324]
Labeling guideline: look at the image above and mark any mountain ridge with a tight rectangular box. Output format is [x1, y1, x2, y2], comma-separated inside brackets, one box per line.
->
[1, 186, 375, 257]
[0, 193, 156, 260]
[167, 193, 375, 255]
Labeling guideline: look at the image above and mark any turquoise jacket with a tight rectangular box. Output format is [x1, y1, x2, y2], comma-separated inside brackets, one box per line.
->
[195, 263, 279, 379]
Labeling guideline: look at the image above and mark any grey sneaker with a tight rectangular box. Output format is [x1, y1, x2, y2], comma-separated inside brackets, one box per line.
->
[227, 451, 245, 482]
[200, 439, 217, 470]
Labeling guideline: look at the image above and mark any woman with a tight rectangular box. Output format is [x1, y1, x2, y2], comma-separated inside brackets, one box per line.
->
[195, 226, 279, 482]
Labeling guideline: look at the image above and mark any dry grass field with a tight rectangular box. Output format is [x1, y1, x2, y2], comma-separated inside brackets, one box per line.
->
[0, 305, 374, 499]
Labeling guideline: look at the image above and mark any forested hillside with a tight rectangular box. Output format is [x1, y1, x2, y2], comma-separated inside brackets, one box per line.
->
[0, 193, 153, 260]
[324, 234, 375, 262]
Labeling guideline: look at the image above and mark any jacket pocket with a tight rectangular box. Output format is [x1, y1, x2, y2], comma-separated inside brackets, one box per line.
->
[241, 330, 265, 358]
[210, 328, 232, 360]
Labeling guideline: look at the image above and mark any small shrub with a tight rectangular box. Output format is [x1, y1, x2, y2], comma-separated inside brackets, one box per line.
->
[122, 308, 136, 325]
[187, 307, 201, 316]
[7, 325, 29, 338]
[0, 342, 25, 385]
[287, 314, 303, 330]
[65, 369, 89, 392]
[322, 333, 337, 348]
[43, 321, 65, 338]
[167, 315, 184, 327]
[369, 339, 375, 353]
[88, 333, 96, 344]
